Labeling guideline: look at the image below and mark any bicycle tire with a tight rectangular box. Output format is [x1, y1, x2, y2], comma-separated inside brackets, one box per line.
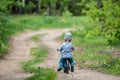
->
[63, 58, 70, 74]
[66, 60, 69, 74]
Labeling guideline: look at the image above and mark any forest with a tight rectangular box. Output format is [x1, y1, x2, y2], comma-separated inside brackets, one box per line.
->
[2, 0, 105, 15]
[0, 0, 120, 80]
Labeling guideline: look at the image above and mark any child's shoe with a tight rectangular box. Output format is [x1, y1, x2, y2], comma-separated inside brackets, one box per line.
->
[71, 67, 74, 72]
[63, 67, 67, 73]
[57, 67, 62, 72]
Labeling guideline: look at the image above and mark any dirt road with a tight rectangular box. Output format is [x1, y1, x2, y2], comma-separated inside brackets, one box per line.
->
[0, 29, 120, 80]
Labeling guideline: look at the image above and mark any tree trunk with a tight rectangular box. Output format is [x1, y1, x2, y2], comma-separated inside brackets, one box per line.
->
[97, 0, 103, 9]
[35, 0, 39, 14]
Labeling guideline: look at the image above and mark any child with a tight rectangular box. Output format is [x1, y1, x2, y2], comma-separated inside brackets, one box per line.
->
[57, 32, 75, 72]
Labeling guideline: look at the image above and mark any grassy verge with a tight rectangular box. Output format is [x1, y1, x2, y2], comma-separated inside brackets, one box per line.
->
[21, 46, 57, 80]
[9, 15, 88, 29]
[70, 29, 120, 76]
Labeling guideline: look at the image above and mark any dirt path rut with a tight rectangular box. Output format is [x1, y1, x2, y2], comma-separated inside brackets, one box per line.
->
[0, 29, 120, 80]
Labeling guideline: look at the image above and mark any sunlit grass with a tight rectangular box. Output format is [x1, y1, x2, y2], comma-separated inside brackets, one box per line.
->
[30, 35, 41, 42]
[99, 59, 120, 75]
[9, 15, 88, 29]
[26, 68, 56, 80]
[71, 27, 120, 75]
[21, 46, 57, 80]
[79, 53, 112, 61]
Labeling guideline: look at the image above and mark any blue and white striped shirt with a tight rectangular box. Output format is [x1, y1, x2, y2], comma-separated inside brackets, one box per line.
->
[59, 41, 74, 58]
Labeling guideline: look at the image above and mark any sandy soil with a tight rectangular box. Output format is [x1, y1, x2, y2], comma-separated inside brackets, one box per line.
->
[0, 29, 120, 80]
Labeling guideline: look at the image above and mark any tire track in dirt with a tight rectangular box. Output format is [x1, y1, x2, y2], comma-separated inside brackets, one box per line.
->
[0, 29, 120, 80]
[0, 29, 51, 80]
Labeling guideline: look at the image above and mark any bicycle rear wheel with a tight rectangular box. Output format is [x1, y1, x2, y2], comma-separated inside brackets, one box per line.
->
[63, 58, 70, 74]
[66, 60, 69, 74]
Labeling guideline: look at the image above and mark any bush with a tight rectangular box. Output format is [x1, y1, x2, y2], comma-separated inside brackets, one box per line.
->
[25, 1, 36, 12]
[85, 0, 120, 45]
[0, 0, 15, 55]
[0, 12, 14, 55]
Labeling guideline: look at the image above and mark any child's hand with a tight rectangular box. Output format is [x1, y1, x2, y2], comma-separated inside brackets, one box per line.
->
[57, 48, 60, 51]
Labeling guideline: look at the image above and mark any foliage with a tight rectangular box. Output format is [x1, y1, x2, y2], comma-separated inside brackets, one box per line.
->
[0, 13, 14, 55]
[5, 0, 89, 15]
[15, 0, 25, 7]
[0, 0, 15, 55]
[25, 1, 36, 12]
[0, 0, 9, 12]
[85, 0, 120, 45]
[102, 1, 120, 45]
[22, 46, 57, 80]
[62, 9, 72, 17]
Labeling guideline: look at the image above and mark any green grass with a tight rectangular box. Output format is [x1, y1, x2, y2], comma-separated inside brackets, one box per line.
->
[26, 68, 57, 80]
[70, 28, 120, 75]
[9, 15, 88, 29]
[21, 46, 57, 80]
[79, 53, 112, 61]
[99, 59, 120, 75]
[30, 35, 41, 42]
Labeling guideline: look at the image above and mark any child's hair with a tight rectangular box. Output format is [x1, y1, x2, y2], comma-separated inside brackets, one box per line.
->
[65, 39, 71, 42]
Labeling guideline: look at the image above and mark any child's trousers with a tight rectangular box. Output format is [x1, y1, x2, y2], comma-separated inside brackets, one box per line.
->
[58, 58, 74, 68]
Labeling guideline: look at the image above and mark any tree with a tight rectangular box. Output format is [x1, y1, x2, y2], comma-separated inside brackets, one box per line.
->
[97, 0, 103, 9]
[0, 0, 14, 54]
[86, 0, 120, 45]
